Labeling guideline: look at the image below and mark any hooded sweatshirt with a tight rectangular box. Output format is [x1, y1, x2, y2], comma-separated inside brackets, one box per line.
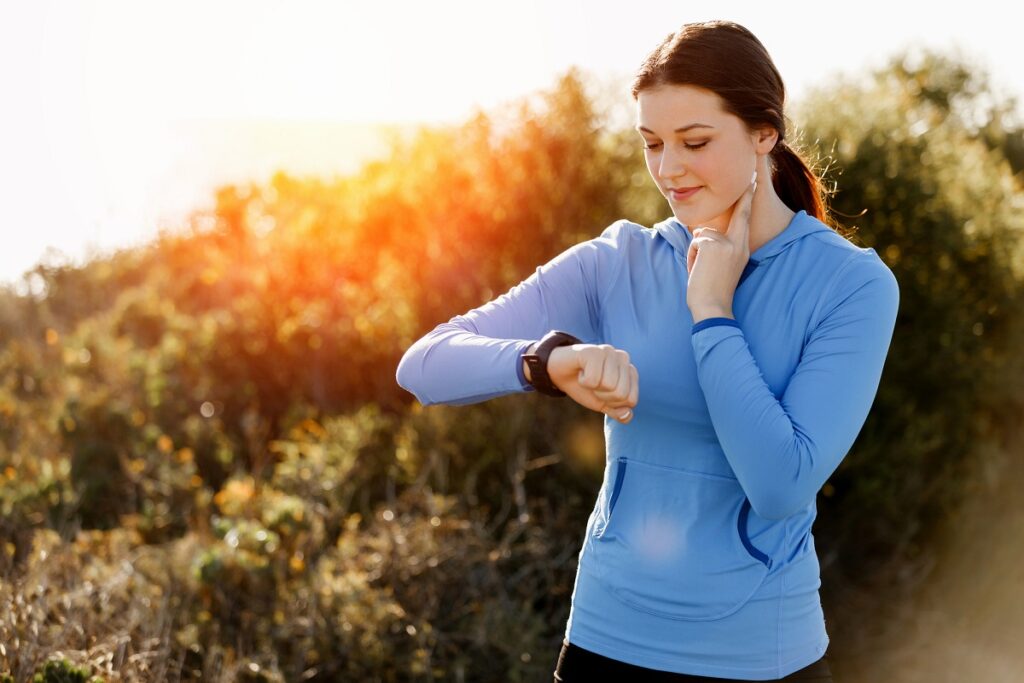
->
[395, 209, 899, 680]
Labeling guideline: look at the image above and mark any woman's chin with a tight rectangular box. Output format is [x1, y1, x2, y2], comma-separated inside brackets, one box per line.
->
[672, 200, 727, 227]
[673, 207, 714, 226]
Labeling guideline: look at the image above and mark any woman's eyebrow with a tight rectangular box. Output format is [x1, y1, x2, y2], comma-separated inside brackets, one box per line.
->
[635, 123, 715, 133]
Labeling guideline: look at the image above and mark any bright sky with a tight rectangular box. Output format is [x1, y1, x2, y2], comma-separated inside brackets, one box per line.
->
[2, 0, 1020, 291]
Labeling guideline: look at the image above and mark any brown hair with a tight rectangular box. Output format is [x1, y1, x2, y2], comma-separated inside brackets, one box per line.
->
[631, 20, 853, 236]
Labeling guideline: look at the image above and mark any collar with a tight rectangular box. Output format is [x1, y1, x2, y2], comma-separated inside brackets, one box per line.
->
[653, 209, 830, 263]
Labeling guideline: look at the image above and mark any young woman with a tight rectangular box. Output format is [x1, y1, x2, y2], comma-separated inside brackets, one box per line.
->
[396, 19, 898, 682]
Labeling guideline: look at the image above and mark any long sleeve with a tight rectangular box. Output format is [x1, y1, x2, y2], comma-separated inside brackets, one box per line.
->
[690, 250, 900, 520]
[395, 220, 627, 406]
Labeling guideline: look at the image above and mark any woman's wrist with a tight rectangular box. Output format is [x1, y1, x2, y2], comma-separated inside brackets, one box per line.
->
[690, 306, 734, 324]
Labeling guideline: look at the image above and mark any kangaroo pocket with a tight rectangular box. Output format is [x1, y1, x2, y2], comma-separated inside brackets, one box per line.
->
[590, 457, 771, 621]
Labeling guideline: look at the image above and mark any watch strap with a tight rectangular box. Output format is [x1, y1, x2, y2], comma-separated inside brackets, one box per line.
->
[523, 330, 582, 397]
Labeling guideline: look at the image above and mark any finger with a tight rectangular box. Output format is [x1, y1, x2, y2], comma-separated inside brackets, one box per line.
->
[594, 376, 627, 401]
[627, 364, 639, 408]
[594, 384, 625, 405]
[606, 403, 632, 422]
[598, 350, 621, 391]
[578, 351, 601, 388]
[614, 356, 631, 401]
[603, 362, 639, 411]
[728, 173, 757, 246]
[687, 235, 720, 272]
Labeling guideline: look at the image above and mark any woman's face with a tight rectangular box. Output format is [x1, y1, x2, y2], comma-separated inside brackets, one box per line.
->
[636, 84, 769, 231]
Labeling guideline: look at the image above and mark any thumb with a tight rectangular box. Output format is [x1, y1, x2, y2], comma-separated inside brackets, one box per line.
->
[606, 405, 633, 422]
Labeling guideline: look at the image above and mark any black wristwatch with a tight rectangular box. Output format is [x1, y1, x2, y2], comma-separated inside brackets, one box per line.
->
[523, 330, 582, 397]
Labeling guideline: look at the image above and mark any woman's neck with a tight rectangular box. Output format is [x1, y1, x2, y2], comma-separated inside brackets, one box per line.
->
[747, 187, 797, 254]
[695, 181, 795, 254]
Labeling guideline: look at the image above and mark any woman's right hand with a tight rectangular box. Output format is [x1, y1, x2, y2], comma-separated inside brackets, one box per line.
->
[529, 343, 639, 424]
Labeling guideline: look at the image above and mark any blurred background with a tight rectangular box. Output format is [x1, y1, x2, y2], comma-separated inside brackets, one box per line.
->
[2, 1, 1023, 681]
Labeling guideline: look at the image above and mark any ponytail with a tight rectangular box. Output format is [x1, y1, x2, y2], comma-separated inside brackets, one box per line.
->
[771, 138, 856, 239]
[771, 139, 826, 222]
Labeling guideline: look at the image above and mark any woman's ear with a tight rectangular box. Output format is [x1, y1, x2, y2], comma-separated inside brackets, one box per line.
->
[751, 125, 779, 155]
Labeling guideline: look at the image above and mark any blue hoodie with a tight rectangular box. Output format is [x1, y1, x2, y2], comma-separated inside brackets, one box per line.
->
[395, 209, 899, 680]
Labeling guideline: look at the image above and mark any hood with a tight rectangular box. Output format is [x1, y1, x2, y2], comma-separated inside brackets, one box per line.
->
[653, 209, 831, 264]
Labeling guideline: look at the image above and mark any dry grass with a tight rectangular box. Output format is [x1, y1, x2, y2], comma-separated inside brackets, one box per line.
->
[828, 421, 1024, 683]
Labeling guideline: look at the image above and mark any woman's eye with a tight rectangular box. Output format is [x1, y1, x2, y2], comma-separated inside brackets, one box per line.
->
[642, 141, 708, 151]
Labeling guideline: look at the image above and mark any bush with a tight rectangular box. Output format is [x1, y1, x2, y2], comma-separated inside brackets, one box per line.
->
[795, 47, 1024, 574]
[32, 659, 104, 683]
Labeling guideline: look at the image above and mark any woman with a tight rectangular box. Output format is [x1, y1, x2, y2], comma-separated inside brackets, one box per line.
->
[396, 19, 898, 682]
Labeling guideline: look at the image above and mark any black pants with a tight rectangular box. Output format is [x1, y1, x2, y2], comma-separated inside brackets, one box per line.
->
[553, 639, 834, 682]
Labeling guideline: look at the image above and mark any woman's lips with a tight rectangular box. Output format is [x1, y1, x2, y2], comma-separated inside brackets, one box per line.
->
[670, 186, 702, 200]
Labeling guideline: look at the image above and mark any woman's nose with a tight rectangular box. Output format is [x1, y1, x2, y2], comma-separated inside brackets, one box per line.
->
[658, 147, 686, 182]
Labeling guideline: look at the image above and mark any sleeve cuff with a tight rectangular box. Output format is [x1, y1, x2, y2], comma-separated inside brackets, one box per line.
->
[692, 316, 741, 335]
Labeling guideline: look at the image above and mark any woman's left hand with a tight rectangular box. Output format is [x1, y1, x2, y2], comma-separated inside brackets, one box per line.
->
[685, 171, 757, 321]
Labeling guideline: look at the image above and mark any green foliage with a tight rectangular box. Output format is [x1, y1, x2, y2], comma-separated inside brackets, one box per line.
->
[794, 46, 1024, 573]
[31, 659, 103, 683]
